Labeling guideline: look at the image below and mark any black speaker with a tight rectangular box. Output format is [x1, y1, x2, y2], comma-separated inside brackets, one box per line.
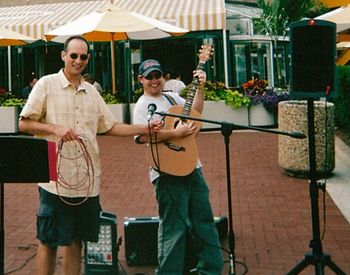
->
[123, 216, 228, 267]
[290, 19, 336, 99]
[124, 216, 158, 266]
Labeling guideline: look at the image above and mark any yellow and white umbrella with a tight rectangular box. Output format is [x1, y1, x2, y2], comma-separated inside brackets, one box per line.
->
[45, 4, 189, 92]
[0, 26, 37, 91]
[0, 25, 36, 46]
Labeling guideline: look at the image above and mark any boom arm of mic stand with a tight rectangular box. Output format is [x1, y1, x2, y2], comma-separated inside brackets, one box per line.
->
[155, 111, 306, 139]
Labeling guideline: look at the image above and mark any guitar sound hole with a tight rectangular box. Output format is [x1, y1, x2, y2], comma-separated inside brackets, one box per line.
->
[173, 119, 187, 129]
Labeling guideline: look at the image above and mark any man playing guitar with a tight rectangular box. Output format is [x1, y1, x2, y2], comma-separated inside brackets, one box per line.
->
[133, 46, 224, 275]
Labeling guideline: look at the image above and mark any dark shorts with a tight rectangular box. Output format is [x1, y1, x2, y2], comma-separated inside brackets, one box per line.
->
[36, 187, 101, 247]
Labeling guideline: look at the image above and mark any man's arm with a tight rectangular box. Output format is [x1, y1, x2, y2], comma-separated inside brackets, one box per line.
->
[135, 121, 196, 144]
[106, 121, 161, 137]
[19, 118, 80, 142]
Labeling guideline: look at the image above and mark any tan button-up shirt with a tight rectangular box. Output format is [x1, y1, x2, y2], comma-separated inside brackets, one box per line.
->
[20, 69, 116, 197]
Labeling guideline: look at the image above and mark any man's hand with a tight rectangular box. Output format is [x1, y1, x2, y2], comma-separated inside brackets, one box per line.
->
[149, 119, 163, 133]
[174, 121, 197, 138]
[193, 70, 207, 88]
[55, 125, 80, 142]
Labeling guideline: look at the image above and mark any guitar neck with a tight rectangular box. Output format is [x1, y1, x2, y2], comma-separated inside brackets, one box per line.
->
[182, 61, 206, 118]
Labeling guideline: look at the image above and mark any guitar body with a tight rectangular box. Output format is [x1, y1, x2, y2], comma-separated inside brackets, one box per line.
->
[146, 105, 202, 176]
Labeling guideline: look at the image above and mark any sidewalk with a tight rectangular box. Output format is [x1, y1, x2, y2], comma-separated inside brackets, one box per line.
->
[326, 137, 350, 224]
[3, 131, 350, 274]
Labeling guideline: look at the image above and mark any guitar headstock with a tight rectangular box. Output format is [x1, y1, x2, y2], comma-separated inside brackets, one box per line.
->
[198, 44, 213, 63]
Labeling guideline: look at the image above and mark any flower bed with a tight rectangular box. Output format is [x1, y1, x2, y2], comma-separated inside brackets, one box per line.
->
[242, 78, 289, 114]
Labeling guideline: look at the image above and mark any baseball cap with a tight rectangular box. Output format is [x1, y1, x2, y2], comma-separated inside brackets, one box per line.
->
[138, 59, 163, 77]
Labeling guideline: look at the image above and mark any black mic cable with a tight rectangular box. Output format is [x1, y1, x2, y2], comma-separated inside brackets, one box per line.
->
[146, 103, 163, 172]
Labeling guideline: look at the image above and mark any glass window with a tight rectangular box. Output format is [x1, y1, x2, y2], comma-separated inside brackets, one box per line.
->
[233, 44, 248, 86]
[231, 40, 288, 88]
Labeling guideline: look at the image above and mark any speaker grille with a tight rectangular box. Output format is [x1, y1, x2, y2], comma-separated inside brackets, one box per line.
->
[290, 20, 336, 98]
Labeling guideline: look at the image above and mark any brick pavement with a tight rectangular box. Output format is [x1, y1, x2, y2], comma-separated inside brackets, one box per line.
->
[3, 131, 350, 274]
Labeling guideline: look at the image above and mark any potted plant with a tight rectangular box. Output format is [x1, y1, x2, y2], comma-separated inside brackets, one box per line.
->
[0, 92, 26, 133]
[242, 78, 289, 126]
[181, 81, 251, 128]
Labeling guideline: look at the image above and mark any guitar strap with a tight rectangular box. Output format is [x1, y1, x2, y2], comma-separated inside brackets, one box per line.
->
[163, 92, 177, 106]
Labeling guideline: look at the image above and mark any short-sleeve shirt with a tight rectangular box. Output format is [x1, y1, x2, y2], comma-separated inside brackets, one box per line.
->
[20, 69, 117, 197]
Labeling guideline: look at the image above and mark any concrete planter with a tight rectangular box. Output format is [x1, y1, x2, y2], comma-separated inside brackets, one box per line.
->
[278, 100, 335, 178]
[248, 103, 276, 127]
[125, 103, 135, 124]
[108, 104, 124, 123]
[0, 106, 19, 133]
[201, 100, 249, 129]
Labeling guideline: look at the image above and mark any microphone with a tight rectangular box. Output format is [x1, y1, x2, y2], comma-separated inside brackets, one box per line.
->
[147, 103, 157, 121]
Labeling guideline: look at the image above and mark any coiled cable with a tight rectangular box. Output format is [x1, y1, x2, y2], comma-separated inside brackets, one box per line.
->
[56, 137, 94, 206]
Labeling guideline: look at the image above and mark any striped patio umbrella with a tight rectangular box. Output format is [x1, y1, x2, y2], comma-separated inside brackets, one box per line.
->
[0, 25, 36, 46]
[44, 4, 188, 92]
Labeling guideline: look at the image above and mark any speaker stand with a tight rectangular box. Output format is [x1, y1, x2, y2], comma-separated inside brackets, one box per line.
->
[286, 99, 345, 275]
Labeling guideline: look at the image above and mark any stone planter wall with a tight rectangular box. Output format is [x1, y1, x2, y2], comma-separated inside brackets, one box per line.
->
[278, 100, 335, 178]
[0, 106, 19, 133]
[201, 100, 249, 129]
[107, 104, 124, 123]
[125, 103, 135, 124]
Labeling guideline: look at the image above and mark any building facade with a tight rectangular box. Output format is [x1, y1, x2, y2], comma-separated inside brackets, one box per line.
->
[0, 0, 289, 100]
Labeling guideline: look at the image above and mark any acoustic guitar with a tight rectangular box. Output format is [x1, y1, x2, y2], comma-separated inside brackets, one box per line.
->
[146, 44, 213, 176]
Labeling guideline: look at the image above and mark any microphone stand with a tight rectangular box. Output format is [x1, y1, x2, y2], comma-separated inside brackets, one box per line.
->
[155, 111, 305, 275]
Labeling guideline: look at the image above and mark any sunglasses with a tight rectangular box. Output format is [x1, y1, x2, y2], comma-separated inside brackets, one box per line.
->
[69, 53, 88, 61]
[145, 71, 162, 80]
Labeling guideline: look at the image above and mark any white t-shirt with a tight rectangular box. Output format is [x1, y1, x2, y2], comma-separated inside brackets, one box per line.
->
[133, 92, 185, 125]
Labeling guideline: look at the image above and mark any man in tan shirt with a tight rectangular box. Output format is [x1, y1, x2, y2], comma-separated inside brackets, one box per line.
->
[19, 35, 159, 275]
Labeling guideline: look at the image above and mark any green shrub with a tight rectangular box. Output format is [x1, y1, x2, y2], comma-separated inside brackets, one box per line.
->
[101, 91, 121, 104]
[335, 66, 350, 129]
[181, 81, 250, 109]
[0, 92, 26, 107]
[133, 87, 143, 103]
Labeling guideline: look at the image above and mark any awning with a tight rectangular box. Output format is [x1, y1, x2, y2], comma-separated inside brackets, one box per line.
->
[0, 1, 107, 40]
[117, 0, 226, 31]
[0, 0, 226, 40]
